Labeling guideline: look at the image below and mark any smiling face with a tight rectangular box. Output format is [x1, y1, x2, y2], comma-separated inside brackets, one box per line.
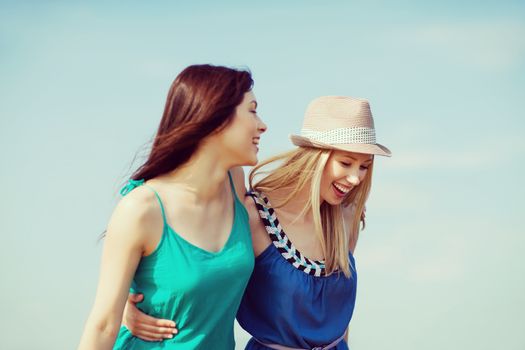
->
[215, 91, 267, 166]
[320, 150, 374, 205]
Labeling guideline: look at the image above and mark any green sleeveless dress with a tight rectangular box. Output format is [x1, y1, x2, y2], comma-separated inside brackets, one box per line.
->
[113, 173, 254, 349]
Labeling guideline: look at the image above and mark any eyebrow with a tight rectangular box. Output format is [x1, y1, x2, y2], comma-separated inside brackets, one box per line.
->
[341, 155, 373, 163]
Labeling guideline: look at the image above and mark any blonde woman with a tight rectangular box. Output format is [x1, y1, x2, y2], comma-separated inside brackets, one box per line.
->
[124, 96, 391, 350]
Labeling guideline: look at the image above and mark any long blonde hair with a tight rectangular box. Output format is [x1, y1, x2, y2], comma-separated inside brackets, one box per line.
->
[249, 147, 374, 277]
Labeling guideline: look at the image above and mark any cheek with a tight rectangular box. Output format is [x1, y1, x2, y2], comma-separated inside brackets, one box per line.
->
[319, 177, 332, 202]
[229, 113, 253, 131]
[359, 169, 368, 181]
[321, 165, 336, 187]
[227, 120, 252, 141]
[331, 164, 348, 180]
[236, 119, 256, 140]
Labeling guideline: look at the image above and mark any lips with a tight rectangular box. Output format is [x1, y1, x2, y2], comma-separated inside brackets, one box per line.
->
[333, 182, 351, 194]
[332, 182, 352, 198]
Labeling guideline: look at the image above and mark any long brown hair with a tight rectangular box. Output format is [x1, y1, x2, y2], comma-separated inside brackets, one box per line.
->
[132, 64, 253, 181]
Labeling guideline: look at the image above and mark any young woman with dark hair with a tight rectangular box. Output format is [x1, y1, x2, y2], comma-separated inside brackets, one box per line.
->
[78, 64, 267, 349]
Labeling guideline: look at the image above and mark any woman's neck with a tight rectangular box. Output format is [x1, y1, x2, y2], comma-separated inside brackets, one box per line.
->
[159, 147, 231, 203]
[267, 186, 315, 224]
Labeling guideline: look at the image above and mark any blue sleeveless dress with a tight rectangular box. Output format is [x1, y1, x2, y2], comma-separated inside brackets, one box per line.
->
[237, 191, 357, 350]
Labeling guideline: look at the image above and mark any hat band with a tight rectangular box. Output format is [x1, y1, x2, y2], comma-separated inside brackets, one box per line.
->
[301, 127, 376, 145]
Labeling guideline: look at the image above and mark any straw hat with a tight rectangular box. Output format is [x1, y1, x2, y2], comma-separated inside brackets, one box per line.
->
[290, 96, 391, 157]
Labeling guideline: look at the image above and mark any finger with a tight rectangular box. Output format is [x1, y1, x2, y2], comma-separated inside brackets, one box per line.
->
[135, 335, 163, 342]
[131, 328, 175, 340]
[137, 312, 177, 328]
[128, 293, 144, 303]
[125, 301, 176, 328]
[136, 322, 178, 335]
[138, 336, 163, 342]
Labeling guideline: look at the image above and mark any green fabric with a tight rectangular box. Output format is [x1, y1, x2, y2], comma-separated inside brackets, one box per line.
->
[113, 174, 254, 349]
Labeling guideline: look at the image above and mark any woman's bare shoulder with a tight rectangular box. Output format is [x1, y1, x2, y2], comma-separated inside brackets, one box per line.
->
[243, 194, 271, 257]
[243, 194, 259, 221]
[107, 186, 164, 245]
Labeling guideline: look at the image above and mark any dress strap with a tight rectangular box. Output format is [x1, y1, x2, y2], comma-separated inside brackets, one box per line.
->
[120, 179, 168, 227]
[120, 179, 145, 196]
[246, 190, 269, 210]
[227, 171, 242, 203]
[248, 190, 327, 277]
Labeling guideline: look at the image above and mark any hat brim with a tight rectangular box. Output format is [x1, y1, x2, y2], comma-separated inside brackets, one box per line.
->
[290, 134, 392, 157]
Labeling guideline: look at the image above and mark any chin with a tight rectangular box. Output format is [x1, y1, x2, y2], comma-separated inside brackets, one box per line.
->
[322, 195, 343, 206]
[245, 155, 258, 166]
[232, 151, 258, 167]
[328, 199, 344, 206]
[240, 155, 258, 166]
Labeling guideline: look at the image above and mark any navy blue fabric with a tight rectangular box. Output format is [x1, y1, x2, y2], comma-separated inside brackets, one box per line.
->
[237, 222, 357, 350]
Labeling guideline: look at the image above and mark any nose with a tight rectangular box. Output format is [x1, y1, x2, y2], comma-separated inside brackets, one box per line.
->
[346, 172, 360, 186]
[257, 117, 267, 134]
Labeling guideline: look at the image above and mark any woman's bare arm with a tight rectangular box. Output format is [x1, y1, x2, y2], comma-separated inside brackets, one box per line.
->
[78, 190, 160, 349]
[122, 294, 177, 340]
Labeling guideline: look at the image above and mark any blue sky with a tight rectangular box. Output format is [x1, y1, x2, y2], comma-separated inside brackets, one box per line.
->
[1, 1, 524, 349]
